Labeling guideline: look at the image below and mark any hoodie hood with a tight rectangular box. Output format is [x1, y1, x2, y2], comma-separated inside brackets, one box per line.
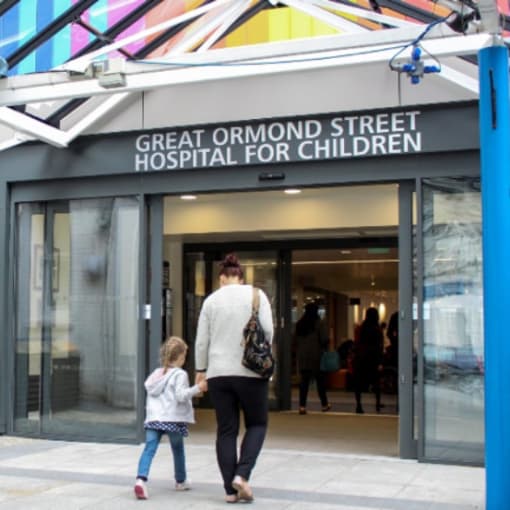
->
[145, 367, 178, 397]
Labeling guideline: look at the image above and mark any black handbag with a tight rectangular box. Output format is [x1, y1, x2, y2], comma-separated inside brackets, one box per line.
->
[241, 287, 274, 379]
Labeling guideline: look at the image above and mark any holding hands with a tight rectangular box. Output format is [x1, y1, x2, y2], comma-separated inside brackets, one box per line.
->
[196, 372, 208, 393]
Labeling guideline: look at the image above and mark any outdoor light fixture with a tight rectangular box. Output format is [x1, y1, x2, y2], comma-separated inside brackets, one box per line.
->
[180, 195, 197, 200]
[284, 189, 301, 194]
[87, 59, 127, 89]
[98, 72, 127, 89]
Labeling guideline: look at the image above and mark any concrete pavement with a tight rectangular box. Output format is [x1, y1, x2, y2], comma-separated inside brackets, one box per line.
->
[0, 429, 484, 510]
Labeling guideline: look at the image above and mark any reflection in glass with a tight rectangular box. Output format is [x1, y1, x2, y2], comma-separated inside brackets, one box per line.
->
[14, 197, 140, 441]
[422, 178, 483, 464]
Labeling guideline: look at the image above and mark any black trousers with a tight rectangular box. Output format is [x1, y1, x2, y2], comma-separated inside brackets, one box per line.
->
[354, 368, 381, 410]
[208, 376, 269, 495]
[299, 369, 329, 408]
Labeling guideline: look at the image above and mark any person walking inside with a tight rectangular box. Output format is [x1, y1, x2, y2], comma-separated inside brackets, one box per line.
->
[353, 307, 384, 414]
[194, 253, 274, 503]
[294, 302, 331, 415]
[134, 336, 207, 500]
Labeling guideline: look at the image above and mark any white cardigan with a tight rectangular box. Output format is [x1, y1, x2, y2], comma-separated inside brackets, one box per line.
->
[194, 284, 274, 379]
[144, 367, 201, 424]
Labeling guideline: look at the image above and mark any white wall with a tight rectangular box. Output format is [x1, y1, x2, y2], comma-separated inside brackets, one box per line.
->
[77, 59, 477, 136]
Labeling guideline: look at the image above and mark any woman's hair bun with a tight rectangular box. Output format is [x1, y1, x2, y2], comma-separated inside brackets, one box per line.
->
[219, 253, 244, 279]
[222, 253, 240, 268]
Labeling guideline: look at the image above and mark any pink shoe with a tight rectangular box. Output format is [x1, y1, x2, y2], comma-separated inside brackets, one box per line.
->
[134, 479, 148, 499]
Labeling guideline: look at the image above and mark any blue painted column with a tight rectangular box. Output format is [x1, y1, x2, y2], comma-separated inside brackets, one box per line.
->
[479, 44, 510, 509]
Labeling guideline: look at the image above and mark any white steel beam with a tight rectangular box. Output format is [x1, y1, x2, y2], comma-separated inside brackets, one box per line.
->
[65, 92, 130, 141]
[0, 32, 491, 108]
[0, 134, 31, 152]
[166, 0, 249, 55]
[477, 0, 501, 33]
[0, 107, 68, 147]
[310, 0, 418, 28]
[59, 0, 237, 74]
[282, 0, 366, 33]
[439, 65, 479, 93]
[58, 0, 255, 142]
[198, 0, 252, 52]
[0, 31, 482, 151]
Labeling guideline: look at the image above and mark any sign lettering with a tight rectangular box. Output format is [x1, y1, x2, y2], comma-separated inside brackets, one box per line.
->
[132, 108, 472, 172]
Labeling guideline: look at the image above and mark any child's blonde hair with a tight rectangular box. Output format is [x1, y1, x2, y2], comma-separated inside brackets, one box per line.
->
[160, 336, 188, 373]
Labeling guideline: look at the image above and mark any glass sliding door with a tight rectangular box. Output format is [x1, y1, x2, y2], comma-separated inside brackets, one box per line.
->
[14, 197, 141, 442]
[184, 250, 281, 405]
[421, 178, 483, 464]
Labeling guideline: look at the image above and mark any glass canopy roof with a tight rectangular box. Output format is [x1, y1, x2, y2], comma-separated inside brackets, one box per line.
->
[1, 0, 507, 78]
[0, 0, 506, 151]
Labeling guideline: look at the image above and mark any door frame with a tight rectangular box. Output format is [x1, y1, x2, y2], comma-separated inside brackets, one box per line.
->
[7, 183, 150, 442]
[398, 181, 417, 458]
[7, 201, 67, 434]
[4, 176, 415, 451]
[163, 183, 416, 458]
[179, 246, 287, 409]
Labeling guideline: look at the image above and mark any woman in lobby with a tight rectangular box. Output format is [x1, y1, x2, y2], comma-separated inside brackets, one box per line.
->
[294, 302, 331, 415]
[353, 307, 384, 414]
[194, 253, 274, 503]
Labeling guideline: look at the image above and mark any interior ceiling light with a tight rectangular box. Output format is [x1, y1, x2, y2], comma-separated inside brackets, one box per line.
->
[180, 195, 197, 200]
[292, 259, 399, 265]
[284, 189, 302, 195]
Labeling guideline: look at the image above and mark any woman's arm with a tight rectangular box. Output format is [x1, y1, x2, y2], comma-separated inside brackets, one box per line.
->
[194, 299, 210, 372]
[258, 290, 274, 344]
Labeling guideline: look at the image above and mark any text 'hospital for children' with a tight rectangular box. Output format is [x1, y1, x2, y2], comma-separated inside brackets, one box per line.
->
[134, 111, 422, 172]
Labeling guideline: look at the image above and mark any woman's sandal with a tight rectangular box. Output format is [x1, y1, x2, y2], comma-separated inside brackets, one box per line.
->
[232, 475, 254, 502]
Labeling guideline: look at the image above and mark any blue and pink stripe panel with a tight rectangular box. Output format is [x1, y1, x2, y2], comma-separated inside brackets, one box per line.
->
[0, 0, 146, 75]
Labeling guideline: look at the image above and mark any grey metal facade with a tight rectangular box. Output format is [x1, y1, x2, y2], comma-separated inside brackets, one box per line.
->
[0, 101, 480, 459]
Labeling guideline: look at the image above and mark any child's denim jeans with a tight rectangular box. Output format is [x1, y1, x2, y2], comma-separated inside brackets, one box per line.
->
[137, 428, 186, 483]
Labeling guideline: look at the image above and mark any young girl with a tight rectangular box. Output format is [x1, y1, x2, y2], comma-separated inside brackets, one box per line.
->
[134, 336, 207, 500]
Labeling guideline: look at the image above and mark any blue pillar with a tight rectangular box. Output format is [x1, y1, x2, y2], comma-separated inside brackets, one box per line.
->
[479, 44, 510, 509]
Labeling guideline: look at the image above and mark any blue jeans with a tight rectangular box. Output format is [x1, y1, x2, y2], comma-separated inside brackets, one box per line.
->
[136, 428, 186, 483]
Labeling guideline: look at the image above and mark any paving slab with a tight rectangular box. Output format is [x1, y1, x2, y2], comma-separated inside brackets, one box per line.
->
[0, 434, 484, 510]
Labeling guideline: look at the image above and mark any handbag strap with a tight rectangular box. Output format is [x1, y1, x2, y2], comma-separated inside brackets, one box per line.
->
[252, 287, 260, 314]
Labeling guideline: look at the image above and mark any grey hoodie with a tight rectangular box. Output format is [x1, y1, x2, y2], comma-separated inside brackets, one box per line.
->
[144, 367, 202, 424]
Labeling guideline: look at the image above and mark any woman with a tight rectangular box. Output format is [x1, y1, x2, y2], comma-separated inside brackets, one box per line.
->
[353, 307, 384, 414]
[294, 302, 331, 415]
[194, 253, 274, 503]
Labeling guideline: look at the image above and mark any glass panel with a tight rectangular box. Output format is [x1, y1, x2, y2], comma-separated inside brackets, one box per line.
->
[0, 0, 459, 76]
[412, 194, 418, 441]
[184, 252, 207, 372]
[213, 251, 279, 401]
[0, 0, 146, 74]
[0, 0, 71, 75]
[422, 178, 484, 463]
[14, 205, 44, 432]
[14, 197, 140, 441]
[182, 250, 279, 402]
